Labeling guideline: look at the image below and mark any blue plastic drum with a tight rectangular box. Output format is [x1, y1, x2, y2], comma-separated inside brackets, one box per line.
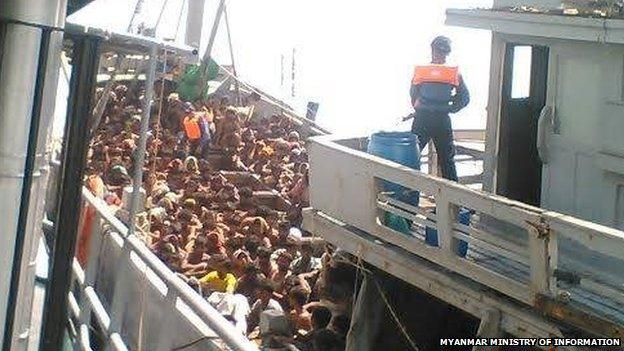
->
[367, 132, 421, 206]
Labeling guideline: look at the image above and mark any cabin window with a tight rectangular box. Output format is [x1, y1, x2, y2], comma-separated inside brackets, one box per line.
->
[511, 46, 533, 99]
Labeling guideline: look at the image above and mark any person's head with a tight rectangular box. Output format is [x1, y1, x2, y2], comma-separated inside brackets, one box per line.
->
[288, 286, 309, 309]
[255, 278, 275, 302]
[211, 254, 231, 275]
[244, 235, 262, 257]
[276, 251, 293, 271]
[311, 306, 332, 330]
[256, 246, 272, 265]
[431, 35, 451, 64]
[277, 220, 291, 239]
[312, 329, 344, 351]
[300, 242, 313, 259]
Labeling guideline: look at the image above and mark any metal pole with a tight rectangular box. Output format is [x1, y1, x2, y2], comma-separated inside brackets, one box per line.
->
[185, 0, 205, 48]
[40, 34, 100, 351]
[2, 26, 51, 351]
[202, 0, 225, 66]
[127, 45, 157, 235]
[223, 5, 241, 105]
[197, 0, 225, 100]
[291, 48, 296, 97]
[201, 0, 225, 65]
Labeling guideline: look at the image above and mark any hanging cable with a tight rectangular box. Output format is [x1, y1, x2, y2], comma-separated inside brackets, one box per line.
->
[153, 0, 170, 37]
[173, 0, 186, 43]
[127, 0, 146, 32]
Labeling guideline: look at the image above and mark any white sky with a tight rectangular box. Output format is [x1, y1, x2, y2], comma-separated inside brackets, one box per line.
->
[70, 0, 493, 135]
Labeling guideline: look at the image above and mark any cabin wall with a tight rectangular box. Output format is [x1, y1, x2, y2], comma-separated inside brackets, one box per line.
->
[486, 32, 624, 230]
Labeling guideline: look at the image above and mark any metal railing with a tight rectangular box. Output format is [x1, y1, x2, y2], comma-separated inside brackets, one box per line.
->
[66, 188, 258, 351]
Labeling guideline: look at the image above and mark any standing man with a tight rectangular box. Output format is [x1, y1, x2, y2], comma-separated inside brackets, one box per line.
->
[405, 36, 470, 181]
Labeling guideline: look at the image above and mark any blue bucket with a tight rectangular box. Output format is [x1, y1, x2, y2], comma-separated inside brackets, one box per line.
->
[367, 132, 421, 206]
[425, 208, 471, 257]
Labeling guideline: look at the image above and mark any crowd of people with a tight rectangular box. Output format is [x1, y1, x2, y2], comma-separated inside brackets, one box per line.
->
[83, 81, 356, 350]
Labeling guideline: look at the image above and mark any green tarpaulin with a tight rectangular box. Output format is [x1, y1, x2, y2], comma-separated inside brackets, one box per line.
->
[176, 59, 220, 101]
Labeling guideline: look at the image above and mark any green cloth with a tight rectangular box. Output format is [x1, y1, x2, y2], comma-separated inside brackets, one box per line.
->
[176, 59, 220, 101]
[384, 212, 411, 235]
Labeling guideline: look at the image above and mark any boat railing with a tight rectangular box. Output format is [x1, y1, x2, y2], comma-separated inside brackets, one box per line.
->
[67, 187, 258, 351]
[304, 134, 624, 338]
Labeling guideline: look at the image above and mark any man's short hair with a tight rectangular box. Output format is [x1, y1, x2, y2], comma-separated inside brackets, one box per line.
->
[431, 35, 452, 54]
[288, 286, 309, 306]
[311, 305, 332, 330]
[256, 278, 276, 293]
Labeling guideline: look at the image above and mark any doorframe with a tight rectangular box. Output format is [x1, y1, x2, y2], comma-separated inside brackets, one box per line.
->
[485, 33, 556, 196]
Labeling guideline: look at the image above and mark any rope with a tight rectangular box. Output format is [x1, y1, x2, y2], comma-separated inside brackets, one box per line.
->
[153, 0, 170, 35]
[127, 0, 145, 33]
[173, 0, 186, 43]
[211, 62, 329, 133]
[171, 335, 218, 350]
[346, 254, 420, 351]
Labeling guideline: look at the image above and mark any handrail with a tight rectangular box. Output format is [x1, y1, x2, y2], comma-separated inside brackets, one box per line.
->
[71, 187, 258, 351]
[306, 134, 624, 337]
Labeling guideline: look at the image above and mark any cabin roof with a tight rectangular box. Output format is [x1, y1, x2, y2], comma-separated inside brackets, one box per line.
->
[446, 8, 624, 45]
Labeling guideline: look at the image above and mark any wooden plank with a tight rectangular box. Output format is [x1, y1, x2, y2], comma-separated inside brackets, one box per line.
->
[545, 211, 624, 260]
[374, 221, 534, 305]
[377, 201, 436, 229]
[454, 223, 528, 261]
[528, 225, 552, 298]
[377, 193, 437, 221]
[453, 231, 528, 266]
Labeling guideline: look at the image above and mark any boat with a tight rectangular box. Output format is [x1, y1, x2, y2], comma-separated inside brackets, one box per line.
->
[1, 0, 624, 350]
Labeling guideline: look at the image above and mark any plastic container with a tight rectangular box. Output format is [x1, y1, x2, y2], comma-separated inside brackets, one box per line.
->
[425, 208, 471, 257]
[367, 131, 421, 206]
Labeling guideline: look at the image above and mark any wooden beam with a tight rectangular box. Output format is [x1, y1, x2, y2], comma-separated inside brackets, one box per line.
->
[473, 309, 503, 351]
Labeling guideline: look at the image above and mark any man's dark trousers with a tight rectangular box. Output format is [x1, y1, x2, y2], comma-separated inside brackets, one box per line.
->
[411, 109, 458, 181]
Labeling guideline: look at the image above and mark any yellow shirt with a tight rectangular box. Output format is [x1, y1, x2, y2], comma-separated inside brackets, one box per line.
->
[199, 271, 237, 293]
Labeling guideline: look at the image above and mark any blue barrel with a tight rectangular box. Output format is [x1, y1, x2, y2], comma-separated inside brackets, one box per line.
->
[425, 208, 471, 257]
[367, 132, 421, 206]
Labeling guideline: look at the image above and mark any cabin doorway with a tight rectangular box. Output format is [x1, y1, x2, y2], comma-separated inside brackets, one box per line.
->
[496, 44, 549, 206]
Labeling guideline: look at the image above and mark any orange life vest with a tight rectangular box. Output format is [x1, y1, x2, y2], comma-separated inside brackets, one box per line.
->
[183, 115, 201, 140]
[412, 65, 460, 86]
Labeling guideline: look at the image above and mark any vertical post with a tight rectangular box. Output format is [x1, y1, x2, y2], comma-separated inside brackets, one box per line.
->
[291, 48, 296, 97]
[185, 0, 206, 48]
[436, 189, 456, 255]
[127, 45, 157, 235]
[198, 0, 225, 97]
[528, 222, 556, 298]
[40, 35, 100, 351]
[472, 309, 502, 351]
[280, 54, 285, 88]
[2, 26, 51, 351]
[107, 45, 157, 349]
